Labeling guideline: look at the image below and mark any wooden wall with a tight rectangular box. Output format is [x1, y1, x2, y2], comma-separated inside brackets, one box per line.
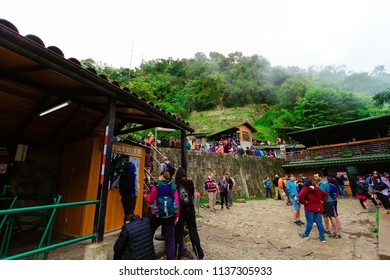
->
[54, 138, 145, 237]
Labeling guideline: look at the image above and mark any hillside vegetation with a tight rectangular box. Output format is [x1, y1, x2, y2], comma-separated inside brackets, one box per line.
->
[81, 52, 390, 141]
[186, 105, 261, 133]
[186, 105, 277, 140]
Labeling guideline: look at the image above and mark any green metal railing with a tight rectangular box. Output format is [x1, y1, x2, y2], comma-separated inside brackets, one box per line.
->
[0, 196, 99, 260]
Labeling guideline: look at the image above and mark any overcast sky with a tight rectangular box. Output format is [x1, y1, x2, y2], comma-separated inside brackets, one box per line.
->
[3, 0, 390, 73]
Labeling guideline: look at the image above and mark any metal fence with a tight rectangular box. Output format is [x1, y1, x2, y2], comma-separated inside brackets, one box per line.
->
[0, 195, 99, 260]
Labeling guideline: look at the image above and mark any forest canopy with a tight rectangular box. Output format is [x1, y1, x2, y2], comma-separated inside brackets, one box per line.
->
[81, 52, 390, 139]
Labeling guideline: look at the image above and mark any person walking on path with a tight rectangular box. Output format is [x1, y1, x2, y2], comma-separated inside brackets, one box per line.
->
[298, 179, 328, 243]
[279, 174, 291, 205]
[205, 173, 219, 212]
[218, 175, 230, 210]
[226, 173, 235, 207]
[286, 174, 304, 226]
[355, 176, 369, 209]
[174, 167, 205, 260]
[315, 174, 342, 238]
[263, 177, 272, 198]
[273, 175, 282, 200]
[369, 170, 390, 214]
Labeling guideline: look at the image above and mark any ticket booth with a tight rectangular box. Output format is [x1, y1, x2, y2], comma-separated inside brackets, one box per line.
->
[55, 139, 145, 237]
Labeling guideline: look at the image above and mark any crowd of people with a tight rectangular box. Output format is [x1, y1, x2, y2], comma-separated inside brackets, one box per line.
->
[141, 131, 285, 158]
[113, 157, 205, 260]
[113, 162, 390, 259]
[114, 132, 389, 257]
[268, 170, 390, 243]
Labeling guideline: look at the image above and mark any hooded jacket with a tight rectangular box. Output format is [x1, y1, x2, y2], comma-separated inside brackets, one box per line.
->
[298, 185, 328, 213]
[113, 215, 156, 260]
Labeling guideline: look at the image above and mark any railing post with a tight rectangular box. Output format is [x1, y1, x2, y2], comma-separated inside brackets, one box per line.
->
[93, 96, 116, 243]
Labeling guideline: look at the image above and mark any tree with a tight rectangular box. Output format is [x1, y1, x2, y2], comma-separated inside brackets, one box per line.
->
[373, 88, 390, 106]
[277, 74, 311, 109]
[294, 86, 370, 127]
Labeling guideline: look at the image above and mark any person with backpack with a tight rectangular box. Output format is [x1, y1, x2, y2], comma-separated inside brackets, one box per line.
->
[327, 177, 342, 234]
[369, 170, 390, 214]
[144, 171, 179, 260]
[119, 161, 139, 224]
[273, 175, 282, 200]
[314, 173, 342, 239]
[218, 175, 229, 210]
[225, 172, 235, 207]
[144, 143, 153, 186]
[174, 167, 204, 260]
[355, 176, 369, 209]
[113, 214, 156, 260]
[279, 174, 291, 205]
[160, 156, 176, 179]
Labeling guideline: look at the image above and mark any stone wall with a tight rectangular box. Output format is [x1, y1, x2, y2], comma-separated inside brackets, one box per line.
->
[157, 148, 286, 199]
[2, 144, 63, 230]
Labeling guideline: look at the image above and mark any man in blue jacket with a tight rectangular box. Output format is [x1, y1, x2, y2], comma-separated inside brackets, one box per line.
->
[315, 173, 342, 238]
[286, 174, 304, 226]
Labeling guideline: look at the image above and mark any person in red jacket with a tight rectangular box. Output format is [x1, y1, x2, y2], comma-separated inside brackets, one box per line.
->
[298, 179, 329, 242]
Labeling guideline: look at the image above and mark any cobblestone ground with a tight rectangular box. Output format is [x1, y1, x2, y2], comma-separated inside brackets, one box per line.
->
[195, 198, 379, 260]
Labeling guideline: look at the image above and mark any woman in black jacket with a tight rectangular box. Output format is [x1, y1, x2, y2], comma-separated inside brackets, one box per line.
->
[355, 177, 369, 209]
[113, 214, 156, 260]
[175, 167, 204, 260]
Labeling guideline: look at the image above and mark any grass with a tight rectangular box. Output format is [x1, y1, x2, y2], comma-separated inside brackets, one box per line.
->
[185, 106, 259, 135]
[370, 208, 379, 237]
[184, 105, 277, 142]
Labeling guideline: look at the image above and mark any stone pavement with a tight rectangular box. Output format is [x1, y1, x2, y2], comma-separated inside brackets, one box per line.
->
[6, 199, 390, 260]
[46, 228, 167, 260]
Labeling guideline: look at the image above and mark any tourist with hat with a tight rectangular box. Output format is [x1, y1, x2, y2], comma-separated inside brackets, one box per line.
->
[147, 132, 155, 146]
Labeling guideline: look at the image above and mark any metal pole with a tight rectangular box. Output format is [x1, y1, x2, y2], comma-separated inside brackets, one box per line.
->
[181, 130, 187, 171]
[93, 96, 116, 243]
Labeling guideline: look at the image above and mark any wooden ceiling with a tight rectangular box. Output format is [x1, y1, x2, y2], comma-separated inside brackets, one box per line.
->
[0, 19, 193, 145]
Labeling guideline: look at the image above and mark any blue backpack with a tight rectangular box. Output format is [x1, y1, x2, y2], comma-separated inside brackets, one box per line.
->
[156, 182, 177, 218]
[329, 183, 339, 199]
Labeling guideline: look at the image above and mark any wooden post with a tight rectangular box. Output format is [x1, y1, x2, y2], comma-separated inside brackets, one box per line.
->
[93, 96, 116, 243]
[180, 130, 187, 171]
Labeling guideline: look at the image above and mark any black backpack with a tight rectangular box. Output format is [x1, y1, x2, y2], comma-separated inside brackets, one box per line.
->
[119, 172, 136, 196]
[165, 162, 176, 178]
[371, 177, 387, 191]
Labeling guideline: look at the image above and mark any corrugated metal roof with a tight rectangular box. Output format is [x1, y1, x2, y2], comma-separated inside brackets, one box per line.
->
[286, 114, 390, 147]
[0, 19, 194, 145]
[282, 154, 390, 168]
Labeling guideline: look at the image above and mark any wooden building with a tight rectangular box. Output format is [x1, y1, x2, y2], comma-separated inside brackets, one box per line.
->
[283, 114, 390, 194]
[0, 19, 194, 245]
[193, 122, 257, 149]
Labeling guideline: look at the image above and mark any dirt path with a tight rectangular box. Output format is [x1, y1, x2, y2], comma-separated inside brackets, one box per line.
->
[195, 198, 379, 260]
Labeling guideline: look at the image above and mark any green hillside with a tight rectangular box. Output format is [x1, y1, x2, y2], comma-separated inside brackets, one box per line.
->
[185, 105, 276, 141]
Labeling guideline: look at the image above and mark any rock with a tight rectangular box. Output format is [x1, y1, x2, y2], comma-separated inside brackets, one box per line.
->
[267, 239, 290, 250]
[289, 247, 313, 257]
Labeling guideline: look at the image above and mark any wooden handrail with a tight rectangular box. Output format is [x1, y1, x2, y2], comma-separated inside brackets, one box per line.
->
[307, 137, 390, 151]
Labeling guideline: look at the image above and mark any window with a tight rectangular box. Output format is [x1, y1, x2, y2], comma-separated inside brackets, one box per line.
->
[242, 131, 250, 141]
